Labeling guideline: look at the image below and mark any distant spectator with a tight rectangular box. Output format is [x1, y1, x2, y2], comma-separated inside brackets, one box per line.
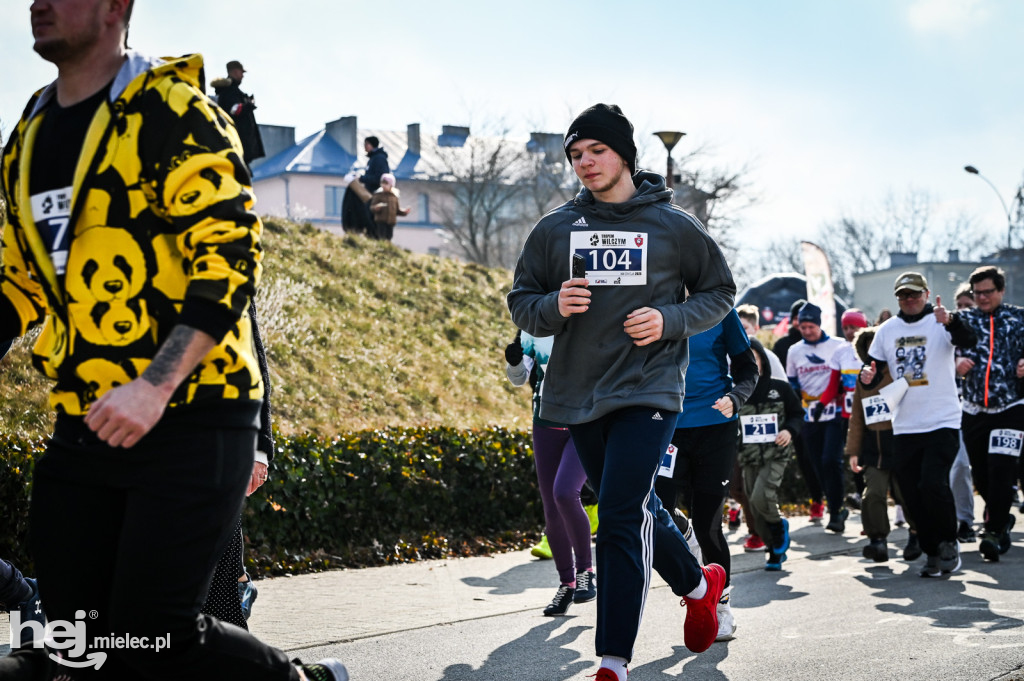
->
[212, 60, 265, 165]
[361, 136, 390, 193]
[369, 173, 411, 241]
[737, 304, 786, 379]
[875, 308, 892, 325]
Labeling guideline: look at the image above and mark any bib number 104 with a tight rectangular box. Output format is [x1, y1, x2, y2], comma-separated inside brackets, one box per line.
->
[586, 249, 634, 271]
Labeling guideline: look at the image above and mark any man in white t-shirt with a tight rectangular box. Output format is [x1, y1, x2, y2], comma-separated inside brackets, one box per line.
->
[860, 272, 977, 577]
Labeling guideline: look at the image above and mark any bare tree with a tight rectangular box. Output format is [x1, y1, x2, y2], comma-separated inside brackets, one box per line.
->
[427, 132, 533, 267]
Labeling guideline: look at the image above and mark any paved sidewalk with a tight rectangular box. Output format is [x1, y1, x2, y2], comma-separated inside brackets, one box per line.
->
[248, 507, 903, 652]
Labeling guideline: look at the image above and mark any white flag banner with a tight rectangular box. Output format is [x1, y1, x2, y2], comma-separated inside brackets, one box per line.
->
[801, 241, 836, 336]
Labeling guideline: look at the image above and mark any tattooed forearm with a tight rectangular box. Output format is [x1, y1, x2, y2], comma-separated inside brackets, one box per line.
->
[142, 326, 198, 388]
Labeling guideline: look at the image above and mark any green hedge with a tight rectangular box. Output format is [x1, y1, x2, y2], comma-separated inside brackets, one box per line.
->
[0, 427, 545, 578]
[0, 426, 831, 580]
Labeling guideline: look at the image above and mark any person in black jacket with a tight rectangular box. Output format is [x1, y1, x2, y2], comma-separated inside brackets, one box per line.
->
[212, 60, 265, 165]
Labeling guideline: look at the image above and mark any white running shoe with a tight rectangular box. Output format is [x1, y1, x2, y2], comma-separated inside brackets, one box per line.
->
[715, 585, 736, 642]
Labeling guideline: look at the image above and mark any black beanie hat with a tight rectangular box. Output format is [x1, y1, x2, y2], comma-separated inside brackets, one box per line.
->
[563, 103, 637, 172]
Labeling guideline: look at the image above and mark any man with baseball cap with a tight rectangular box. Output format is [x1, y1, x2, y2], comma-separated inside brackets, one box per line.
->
[860, 271, 976, 576]
[509, 103, 736, 680]
[212, 59, 265, 164]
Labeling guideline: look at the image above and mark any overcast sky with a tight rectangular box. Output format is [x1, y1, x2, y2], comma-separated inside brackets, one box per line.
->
[2, 0, 1021, 259]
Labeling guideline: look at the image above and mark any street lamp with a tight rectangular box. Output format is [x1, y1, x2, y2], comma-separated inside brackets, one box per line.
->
[654, 131, 686, 190]
[964, 165, 1014, 249]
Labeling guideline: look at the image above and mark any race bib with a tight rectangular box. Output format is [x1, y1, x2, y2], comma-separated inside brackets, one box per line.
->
[989, 429, 1024, 457]
[30, 187, 73, 275]
[740, 414, 778, 444]
[844, 392, 854, 415]
[569, 230, 647, 286]
[804, 400, 836, 422]
[862, 395, 893, 425]
[658, 443, 677, 478]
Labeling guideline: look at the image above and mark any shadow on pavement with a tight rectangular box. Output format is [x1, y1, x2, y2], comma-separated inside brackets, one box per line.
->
[436, 619, 590, 680]
[855, 565, 1024, 635]
[629, 641, 729, 680]
[460, 560, 551, 595]
[732, 571, 809, 610]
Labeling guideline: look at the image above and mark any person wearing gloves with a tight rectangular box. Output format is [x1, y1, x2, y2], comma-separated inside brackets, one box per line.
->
[736, 340, 803, 570]
[785, 303, 849, 533]
[505, 331, 595, 616]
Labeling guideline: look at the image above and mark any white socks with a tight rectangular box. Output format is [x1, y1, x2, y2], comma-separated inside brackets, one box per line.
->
[685, 573, 708, 600]
[600, 655, 628, 680]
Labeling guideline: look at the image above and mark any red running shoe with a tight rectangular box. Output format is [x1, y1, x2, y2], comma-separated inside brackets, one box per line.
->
[743, 534, 765, 551]
[589, 669, 625, 680]
[682, 563, 726, 653]
[809, 501, 825, 523]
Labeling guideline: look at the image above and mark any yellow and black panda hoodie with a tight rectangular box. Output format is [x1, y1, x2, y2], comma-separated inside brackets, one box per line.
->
[0, 53, 264, 421]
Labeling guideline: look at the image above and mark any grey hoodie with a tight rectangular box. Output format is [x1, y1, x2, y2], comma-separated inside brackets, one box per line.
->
[507, 171, 736, 424]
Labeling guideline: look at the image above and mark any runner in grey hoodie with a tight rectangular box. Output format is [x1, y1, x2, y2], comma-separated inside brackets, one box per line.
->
[507, 103, 735, 681]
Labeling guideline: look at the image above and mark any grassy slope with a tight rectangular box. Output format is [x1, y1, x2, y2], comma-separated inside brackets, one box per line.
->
[0, 218, 532, 439]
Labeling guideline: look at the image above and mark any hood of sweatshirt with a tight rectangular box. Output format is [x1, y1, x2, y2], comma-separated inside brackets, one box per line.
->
[572, 171, 674, 223]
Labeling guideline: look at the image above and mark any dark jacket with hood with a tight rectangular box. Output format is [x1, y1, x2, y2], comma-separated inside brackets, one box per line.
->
[737, 339, 804, 467]
[212, 76, 265, 164]
[361, 147, 390, 193]
[845, 326, 894, 469]
[507, 171, 736, 425]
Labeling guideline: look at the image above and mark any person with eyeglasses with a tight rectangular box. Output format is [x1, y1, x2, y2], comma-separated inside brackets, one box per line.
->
[859, 271, 976, 577]
[954, 266, 1024, 561]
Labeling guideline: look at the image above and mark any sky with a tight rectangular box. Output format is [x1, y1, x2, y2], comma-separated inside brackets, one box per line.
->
[2, 0, 1022, 266]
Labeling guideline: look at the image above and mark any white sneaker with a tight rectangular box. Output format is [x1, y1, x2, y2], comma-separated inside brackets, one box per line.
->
[714, 585, 736, 642]
[682, 520, 703, 565]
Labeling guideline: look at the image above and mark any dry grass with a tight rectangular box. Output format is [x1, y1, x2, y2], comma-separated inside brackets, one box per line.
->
[0, 218, 533, 439]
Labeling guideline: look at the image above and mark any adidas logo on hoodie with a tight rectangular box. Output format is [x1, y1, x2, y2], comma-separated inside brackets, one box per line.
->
[572, 217, 588, 227]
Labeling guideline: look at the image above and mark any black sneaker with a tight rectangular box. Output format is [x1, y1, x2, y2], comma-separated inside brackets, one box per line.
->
[825, 508, 849, 534]
[573, 571, 596, 604]
[979, 531, 1000, 561]
[543, 584, 574, 616]
[903, 533, 922, 561]
[999, 515, 1015, 554]
[919, 555, 941, 578]
[862, 539, 888, 562]
[937, 540, 961, 574]
[957, 521, 976, 543]
[295, 658, 349, 681]
[846, 492, 862, 510]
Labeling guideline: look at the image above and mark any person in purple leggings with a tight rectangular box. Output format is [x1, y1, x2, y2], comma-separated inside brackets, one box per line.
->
[506, 330, 595, 615]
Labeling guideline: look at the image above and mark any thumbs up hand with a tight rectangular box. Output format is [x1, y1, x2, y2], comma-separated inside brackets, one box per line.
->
[934, 295, 951, 326]
[860, 360, 877, 385]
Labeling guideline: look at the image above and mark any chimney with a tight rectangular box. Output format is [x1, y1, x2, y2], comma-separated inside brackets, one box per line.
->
[407, 123, 421, 155]
[947, 249, 960, 263]
[254, 124, 295, 164]
[325, 116, 358, 157]
[889, 251, 919, 268]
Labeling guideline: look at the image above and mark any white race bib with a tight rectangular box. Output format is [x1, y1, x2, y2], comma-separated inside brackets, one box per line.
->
[844, 391, 854, 415]
[740, 414, 779, 444]
[804, 400, 836, 422]
[30, 187, 73, 275]
[658, 443, 677, 478]
[569, 230, 647, 286]
[989, 429, 1024, 458]
[862, 395, 893, 425]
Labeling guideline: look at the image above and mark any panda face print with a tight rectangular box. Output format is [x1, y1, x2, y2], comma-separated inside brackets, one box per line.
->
[66, 226, 147, 304]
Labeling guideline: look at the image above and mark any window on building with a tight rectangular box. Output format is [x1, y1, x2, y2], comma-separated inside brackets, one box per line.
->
[325, 186, 344, 217]
[428, 247, 441, 257]
[418, 193, 430, 223]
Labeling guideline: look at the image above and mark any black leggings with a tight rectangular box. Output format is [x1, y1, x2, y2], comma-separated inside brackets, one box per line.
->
[655, 421, 738, 585]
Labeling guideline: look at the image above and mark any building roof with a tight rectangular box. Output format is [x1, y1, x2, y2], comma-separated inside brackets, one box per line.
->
[251, 129, 357, 180]
[252, 123, 559, 184]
